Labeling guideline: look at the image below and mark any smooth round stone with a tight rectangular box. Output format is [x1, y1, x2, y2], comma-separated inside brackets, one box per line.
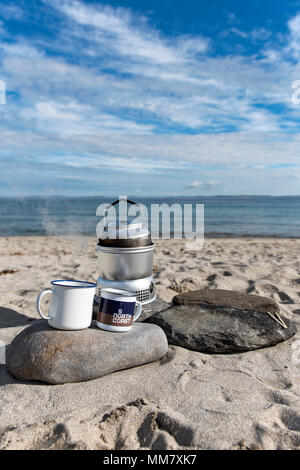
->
[144, 289, 296, 353]
[7, 321, 168, 384]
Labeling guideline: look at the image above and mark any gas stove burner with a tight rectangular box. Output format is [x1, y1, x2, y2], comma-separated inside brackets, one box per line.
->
[96, 275, 156, 305]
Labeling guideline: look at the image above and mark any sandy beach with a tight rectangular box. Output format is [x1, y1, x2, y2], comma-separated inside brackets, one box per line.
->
[0, 236, 300, 449]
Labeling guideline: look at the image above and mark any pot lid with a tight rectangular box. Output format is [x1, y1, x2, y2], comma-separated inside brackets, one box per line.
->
[102, 220, 149, 240]
[97, 199, 151, 242]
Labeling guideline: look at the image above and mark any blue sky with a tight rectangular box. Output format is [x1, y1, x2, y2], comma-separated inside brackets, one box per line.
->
[0, 0, 300, 196]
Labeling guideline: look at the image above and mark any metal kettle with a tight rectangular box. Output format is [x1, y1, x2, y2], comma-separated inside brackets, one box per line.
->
[98, 199, 152, 248]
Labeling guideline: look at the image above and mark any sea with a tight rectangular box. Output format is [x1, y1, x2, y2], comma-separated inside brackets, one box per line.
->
[0, 196, 299, 238]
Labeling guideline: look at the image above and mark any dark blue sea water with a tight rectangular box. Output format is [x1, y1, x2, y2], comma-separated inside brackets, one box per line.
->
[0, 196, 299, 237]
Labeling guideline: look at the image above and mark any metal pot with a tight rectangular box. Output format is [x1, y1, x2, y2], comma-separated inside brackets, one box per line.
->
[97, 243, 154, 281]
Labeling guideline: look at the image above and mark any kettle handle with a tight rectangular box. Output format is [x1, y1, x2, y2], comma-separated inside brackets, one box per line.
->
[104, 198, 139, 209]
[103, 198, 144, 223]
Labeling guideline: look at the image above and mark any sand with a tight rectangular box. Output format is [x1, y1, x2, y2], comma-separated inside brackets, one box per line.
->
[0, 236, 299, 450]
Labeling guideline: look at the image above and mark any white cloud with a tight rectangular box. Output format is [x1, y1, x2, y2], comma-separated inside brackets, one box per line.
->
[0, 4, 25, 20]
[0, 2, 300, 194]
[230, 28, 248, 39]
[1, 130, 300, 169]
[21, 100, 155, 135]
[1, 129, 300, 195]
[230, 27, 271, 41]
[227, 13, 238, 24]
[250, 28, 271, 41]
[288, 13, 300, 58]
[47, 0, 208, 65]
[1, 1, 298, 135]
[187, 180, 220, 189]
[22, 100, 85, 121]
[0, 20, 5, 35]
[175, 35, 210, 56]
[0, 42, 43, 58]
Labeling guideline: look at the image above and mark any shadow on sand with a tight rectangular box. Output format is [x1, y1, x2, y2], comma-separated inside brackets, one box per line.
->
[0, 306, 35, 328]
[0, 306, 47, 387]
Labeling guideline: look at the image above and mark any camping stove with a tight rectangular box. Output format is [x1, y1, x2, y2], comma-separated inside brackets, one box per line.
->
[95, 198, 156, 305]
[96, 275, 155, 304]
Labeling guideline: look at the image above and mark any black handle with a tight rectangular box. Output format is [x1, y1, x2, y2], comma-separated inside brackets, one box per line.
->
[104, 198, 139, 210]
[106, 199, 139, 209]
[102, 199, 144, 223]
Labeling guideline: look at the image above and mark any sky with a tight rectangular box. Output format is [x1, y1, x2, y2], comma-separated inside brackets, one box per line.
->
[0, 0, 300, 196]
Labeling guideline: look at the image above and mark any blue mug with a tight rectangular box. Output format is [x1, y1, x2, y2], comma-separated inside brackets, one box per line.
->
[96, 288, 142, 332]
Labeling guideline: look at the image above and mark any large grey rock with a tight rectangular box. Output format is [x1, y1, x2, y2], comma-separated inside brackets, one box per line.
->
[6, 320, 168, 384]
[144, 289, 296, 353]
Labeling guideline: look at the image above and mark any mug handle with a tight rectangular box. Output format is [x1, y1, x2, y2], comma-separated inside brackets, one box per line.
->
[36, 289, 52, 320]
[133, 301, 142, 321]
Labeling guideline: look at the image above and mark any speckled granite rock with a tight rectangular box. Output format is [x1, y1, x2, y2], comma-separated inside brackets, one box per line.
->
[7, 320, 168, 384]
[144, 289, 296, 353]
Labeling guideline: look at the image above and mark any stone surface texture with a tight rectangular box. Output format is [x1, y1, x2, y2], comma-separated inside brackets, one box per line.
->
[144, 289, 296, 353]
[7, 320, 168, 384]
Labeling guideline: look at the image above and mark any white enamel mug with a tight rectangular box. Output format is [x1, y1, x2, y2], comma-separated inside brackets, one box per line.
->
[36, 280, 97, 330]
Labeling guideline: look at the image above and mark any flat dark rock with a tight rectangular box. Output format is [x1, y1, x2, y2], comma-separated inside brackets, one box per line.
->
[7, 320, 168, 384]
[144, 289, 296, 353]
[137, 297, 170, 322]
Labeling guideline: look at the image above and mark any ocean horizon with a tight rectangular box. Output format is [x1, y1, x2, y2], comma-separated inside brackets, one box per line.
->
[0, 195, 299, 238]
